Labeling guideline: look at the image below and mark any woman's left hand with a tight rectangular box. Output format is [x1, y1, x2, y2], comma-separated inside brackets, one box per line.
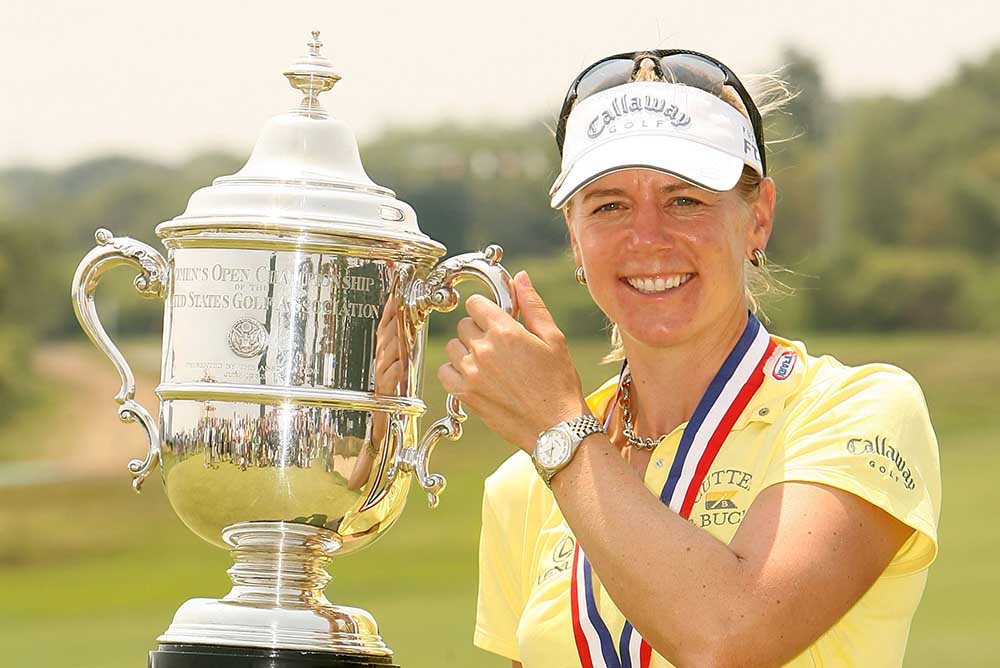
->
[437, 271, 590, 453]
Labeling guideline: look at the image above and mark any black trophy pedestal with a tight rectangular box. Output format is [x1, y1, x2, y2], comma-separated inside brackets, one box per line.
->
[149, 644, 399, 668]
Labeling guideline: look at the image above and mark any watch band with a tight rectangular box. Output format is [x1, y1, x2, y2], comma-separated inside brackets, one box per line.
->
[534, 414, 605, 487]
[567, 415, 604, 440]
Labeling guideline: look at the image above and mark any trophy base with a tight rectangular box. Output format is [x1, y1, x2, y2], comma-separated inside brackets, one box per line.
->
[149, 643, 399, 667]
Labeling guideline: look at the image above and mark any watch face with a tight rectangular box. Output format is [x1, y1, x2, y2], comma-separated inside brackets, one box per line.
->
[536, 428, 573, 468]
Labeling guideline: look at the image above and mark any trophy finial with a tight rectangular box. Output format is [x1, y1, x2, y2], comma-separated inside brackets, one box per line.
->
[283, 30, 341, 117]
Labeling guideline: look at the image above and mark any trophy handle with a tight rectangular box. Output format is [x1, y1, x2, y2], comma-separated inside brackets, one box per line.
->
[70, 228, 168, 492]
[401, 244, 516, 508]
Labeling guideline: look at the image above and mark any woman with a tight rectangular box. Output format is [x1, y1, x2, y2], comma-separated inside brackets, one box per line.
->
[438, 50, 941, 668]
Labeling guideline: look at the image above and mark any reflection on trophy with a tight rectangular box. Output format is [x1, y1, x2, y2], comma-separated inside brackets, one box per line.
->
[71, 32, 514, 668]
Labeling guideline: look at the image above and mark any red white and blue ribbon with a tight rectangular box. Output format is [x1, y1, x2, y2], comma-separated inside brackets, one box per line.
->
[571, 314, 776, 668]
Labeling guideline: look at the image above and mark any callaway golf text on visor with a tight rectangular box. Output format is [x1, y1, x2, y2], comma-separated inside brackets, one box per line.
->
[549, 80, 764, 209]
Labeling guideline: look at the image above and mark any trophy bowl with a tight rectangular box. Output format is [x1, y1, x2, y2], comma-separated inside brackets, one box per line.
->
[70, 32, 513, 664]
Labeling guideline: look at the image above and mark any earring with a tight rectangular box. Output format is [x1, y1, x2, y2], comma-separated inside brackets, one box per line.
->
[575, 266, 588, 286]
[750, 248, 767, 268]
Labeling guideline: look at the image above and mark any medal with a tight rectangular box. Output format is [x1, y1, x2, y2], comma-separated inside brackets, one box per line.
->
[572, 314, 776, 668]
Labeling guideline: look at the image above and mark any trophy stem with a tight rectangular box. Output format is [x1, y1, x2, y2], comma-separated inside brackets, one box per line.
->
[156, 521, 392, 657]
[223, 521, 339, 609]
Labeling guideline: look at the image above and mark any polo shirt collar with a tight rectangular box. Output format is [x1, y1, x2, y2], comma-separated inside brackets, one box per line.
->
[587, 335, 810, 434]
[733, 335, 809, 429]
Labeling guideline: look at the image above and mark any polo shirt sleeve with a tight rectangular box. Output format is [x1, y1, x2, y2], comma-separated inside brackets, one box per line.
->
[760, 364, 941, 575]
[474, 454, 530, 662]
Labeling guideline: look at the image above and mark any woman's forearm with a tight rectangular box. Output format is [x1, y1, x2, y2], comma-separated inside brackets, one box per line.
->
[551, 432, 745, 664]
[549, 430, 909, 668]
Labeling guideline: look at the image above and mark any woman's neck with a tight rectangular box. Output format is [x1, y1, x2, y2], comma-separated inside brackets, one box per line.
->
[621, 309, 750, 438]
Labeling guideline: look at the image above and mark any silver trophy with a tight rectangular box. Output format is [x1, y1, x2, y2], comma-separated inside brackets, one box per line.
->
[71, 32, 513, 665]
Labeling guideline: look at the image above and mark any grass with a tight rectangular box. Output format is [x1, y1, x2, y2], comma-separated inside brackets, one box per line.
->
[0, 332, 996, 667]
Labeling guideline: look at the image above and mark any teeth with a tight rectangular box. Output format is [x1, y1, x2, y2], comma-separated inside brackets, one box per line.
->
[625, 274, 692, 294]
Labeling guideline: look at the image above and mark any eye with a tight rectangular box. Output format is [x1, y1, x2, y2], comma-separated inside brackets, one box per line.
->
[672, 196, 702, 207]
[593, 202, 624, 214]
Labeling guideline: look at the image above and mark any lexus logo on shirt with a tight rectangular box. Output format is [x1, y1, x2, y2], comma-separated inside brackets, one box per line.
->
[537, 534, 575, 585]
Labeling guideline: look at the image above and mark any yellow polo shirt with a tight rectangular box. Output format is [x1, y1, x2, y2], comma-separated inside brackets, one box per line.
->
[474, 336, 941, 668]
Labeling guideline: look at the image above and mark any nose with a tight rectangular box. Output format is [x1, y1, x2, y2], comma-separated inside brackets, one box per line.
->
[627, 193, 676, 250]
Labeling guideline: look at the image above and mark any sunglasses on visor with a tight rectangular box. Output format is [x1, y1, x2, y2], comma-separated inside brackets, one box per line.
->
[554, 49, 767, 175]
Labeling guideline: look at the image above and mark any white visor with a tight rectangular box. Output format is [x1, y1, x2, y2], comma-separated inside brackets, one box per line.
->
[549, 81, 763, 209]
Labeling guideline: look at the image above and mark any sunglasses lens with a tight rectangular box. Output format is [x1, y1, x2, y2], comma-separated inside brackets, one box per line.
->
[575, 54, 729, 105]
[659, 53, 726, 96]
[576, 59, 636, 100]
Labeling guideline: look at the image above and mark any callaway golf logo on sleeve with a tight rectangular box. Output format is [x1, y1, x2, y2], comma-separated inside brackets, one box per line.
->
[846, 436, 918, 491]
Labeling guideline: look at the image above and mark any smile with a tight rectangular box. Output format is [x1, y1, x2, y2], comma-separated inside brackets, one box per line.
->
[624, 273, 694, 294]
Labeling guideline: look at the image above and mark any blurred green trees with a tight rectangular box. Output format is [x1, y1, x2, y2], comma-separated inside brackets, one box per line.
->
[1, 47, 998, 424]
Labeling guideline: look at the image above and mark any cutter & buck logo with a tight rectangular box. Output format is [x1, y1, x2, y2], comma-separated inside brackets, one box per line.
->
[692, 468, 753, 528]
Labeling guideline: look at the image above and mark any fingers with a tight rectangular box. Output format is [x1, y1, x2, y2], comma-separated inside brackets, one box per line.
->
[374, 359, 404, 395]
[375, 301, 404, 394]
[512, 271, 561, 341]
[464, 293, 517, 334]
[376, 303, 399, 357]
[375, 325, 400, 375]
[456, 315, 486, 347]
[462, 274, 562, 345]
[436, 358, 464, 394]
[377, 296, 399, 336]
[444, 336, 470, 367]
[440, 333, 478, 396]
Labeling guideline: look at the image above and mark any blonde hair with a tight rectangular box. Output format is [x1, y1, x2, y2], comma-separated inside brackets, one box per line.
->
[566, 68, 799, 363]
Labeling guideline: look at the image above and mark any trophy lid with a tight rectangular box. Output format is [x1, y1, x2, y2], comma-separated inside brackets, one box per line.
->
[157, 31, 444, 257]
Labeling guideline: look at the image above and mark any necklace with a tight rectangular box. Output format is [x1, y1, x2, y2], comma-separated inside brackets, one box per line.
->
[619, 367, 664, 451]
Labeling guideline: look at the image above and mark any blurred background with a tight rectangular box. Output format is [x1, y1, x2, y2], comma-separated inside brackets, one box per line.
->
[1, 1, 998, 666]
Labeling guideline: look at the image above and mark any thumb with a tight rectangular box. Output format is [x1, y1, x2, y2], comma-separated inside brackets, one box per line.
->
[514, 271, 559, 339]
